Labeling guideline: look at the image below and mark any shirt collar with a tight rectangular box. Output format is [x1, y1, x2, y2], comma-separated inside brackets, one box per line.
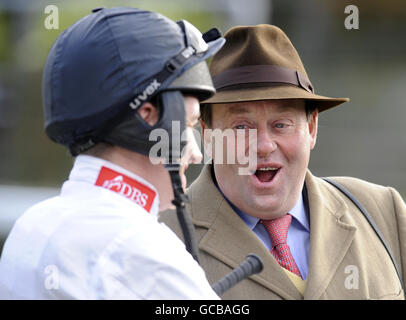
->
[64, 155, 160, 216]
[287, 193, 310, 231]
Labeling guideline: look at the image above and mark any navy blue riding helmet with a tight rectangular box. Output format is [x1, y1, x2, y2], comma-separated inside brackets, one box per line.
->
[42, 7, 225, 161]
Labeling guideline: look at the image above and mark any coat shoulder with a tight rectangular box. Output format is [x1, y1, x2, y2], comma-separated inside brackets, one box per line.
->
[318, 175, 405, 247]
[321, 175, 394, 210]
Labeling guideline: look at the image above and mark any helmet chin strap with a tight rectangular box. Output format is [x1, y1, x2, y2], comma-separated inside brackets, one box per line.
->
[98, 88, 200, 264]
[165, 163, 200, 264]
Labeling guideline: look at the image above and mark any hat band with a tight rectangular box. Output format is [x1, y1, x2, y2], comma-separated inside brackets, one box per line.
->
[212, 65, 314, 94]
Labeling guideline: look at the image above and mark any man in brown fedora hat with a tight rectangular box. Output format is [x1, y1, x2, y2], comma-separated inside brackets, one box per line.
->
[160, 24, 406, 299]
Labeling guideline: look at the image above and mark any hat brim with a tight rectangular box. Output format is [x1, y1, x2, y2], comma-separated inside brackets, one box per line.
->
[203, 84, 349, 112]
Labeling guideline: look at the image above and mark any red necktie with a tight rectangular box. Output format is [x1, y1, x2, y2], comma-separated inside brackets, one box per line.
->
[260, 214, 302, 278]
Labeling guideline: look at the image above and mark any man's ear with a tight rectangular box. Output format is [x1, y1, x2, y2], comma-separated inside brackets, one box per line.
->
[137, 102, 159, 126]
[309, 109, 318, 150]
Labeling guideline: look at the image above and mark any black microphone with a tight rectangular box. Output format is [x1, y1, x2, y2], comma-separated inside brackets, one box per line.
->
[211, 254, 264, 297]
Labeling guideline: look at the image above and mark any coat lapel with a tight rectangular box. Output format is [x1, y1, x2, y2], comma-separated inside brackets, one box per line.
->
[303, 171, 356, 299]
[188, 165, 303, 300]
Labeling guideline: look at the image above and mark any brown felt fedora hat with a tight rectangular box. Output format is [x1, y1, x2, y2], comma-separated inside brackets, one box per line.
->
[204, 24, 349, 112]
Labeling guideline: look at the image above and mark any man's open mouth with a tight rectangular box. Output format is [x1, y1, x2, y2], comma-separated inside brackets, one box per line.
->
[253, 167, 280, 183]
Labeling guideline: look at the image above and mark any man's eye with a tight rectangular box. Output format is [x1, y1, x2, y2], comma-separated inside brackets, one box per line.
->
[235, 124, 247, 130]
[274, 123, 286, 129]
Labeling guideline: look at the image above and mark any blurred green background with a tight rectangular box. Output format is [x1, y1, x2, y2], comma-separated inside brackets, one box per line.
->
[0, 0, 405, 250]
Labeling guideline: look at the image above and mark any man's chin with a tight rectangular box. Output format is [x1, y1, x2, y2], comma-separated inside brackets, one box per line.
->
[158, 196, 176, 212]
[241, 198, 288, 219]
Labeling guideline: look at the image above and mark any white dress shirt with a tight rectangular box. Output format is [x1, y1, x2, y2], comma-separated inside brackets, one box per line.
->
[0, 155, 219, 299]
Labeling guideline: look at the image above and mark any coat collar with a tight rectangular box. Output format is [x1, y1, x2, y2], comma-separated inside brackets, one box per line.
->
[188, 165, 356, 300]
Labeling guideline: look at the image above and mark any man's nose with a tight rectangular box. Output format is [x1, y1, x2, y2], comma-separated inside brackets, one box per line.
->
[183, 129, 203, 165]
[256, 126, 277, 158]
[188, 138, 203, 164]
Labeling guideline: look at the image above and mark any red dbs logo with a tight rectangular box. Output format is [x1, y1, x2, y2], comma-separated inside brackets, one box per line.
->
[95, 166, 156, 213]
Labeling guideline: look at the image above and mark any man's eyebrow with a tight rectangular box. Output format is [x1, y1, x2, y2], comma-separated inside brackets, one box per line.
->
[225, 105, 250, 115]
